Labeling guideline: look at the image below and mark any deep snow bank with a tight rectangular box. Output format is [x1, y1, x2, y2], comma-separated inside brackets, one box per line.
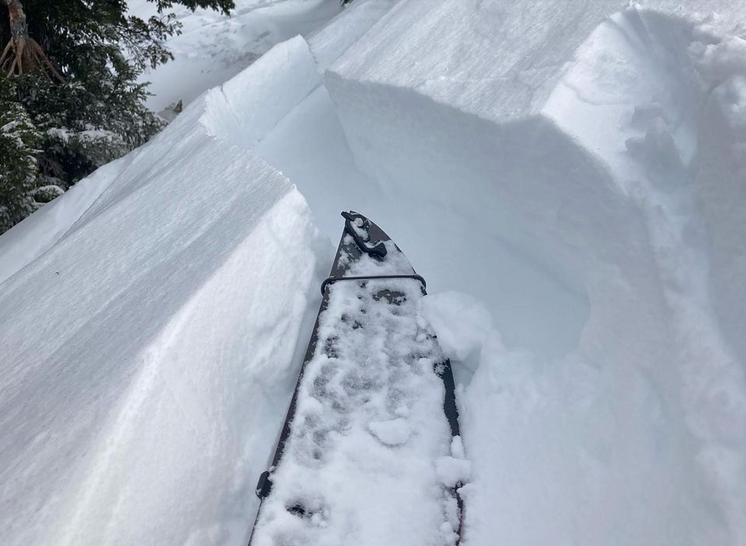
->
[0, 54, 329, 545]
[150, 3, 746, 541]
[320, 1, 746, 545]
[152, 2, 746, 539]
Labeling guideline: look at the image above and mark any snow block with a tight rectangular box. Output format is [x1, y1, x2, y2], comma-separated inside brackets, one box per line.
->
[0, 63, 329, 546]
[203, 35, 322, 149]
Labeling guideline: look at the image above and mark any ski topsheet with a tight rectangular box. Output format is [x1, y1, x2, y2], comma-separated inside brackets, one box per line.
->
[249, 212, 465, 546]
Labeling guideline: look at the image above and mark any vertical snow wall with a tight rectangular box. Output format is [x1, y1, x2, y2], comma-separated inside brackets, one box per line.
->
[0, 39, 331, 546]
[315, 1, 746, 545]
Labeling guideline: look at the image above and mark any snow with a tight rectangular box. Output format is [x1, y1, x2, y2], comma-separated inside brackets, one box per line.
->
[0, 157, 126, 285]
[420, 291, 493, 363]
[435, 437, 472, 489]
[251, 236, 458, 546]
[319, 1, 746, 544]
[204, 35, 320, 148]
[0, 48, 330, 545]
[3, 0, 746, 545]
[308, 0, 396, 71]
[369, 418, 411, 446]
[127, 0, 342, 113]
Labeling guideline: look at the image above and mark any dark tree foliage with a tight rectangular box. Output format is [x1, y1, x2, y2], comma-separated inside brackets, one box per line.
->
[1, 76, 41, 231]
[0, 0, 234, 234]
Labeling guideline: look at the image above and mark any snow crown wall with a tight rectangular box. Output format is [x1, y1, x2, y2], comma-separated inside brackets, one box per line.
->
[0, 44, 329, 546]
[323, 1, 746, 543]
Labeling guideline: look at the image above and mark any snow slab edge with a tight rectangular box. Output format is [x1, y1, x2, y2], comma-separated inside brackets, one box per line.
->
[324, 1, 746, 544]
[0, 38, 332, 546]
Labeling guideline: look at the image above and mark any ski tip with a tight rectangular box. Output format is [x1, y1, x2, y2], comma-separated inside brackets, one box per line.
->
[341, 211, 388, 258]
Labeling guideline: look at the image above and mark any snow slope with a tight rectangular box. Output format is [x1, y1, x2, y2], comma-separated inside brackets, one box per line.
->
[0, 45, 330, 545]
[0, 0, 343, 286]
[128, 0, 342, 112]
[2, 0, 746, 545]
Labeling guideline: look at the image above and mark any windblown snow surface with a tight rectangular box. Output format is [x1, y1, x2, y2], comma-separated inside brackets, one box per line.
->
[127, 0, 344, 113]
[2, 0, 746, 545]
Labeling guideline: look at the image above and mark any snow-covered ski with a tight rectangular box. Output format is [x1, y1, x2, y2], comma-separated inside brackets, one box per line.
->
[248, 211, 465, 546]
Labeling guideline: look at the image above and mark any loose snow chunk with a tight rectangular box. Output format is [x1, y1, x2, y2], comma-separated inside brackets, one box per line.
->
[437, 433, 472, 488]
[394, 405, 410, 417]
[691, 35, 746, 83]
[450, 435, 466, 460]
[420, 291, 493, 361]
[439, 521, 459, 546]
[368, 418, 411, 446]
[435, 456, 472, 488]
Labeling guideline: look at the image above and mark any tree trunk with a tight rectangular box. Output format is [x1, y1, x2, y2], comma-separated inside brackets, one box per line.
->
[1, 0, 31, 74]
[0, 0, 64, 80]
